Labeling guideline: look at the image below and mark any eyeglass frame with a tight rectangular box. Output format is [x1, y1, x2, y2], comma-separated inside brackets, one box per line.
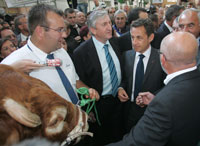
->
[40, 25, 67, 33]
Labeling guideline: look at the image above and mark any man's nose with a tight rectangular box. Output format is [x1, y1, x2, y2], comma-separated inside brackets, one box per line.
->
[62, 31, 67, 38]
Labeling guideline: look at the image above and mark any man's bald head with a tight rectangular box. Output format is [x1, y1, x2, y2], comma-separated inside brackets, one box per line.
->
[161, 32, 198, 68]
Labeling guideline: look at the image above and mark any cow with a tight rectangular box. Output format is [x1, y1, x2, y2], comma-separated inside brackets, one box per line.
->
[0, 64, 92, 146]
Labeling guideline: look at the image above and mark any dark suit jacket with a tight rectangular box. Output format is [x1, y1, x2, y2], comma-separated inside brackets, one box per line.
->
[117, 31, 132, 53]
[121, 48, 165, 97]
[107, 69, 200, 146]
[151, 22, 171, 49]
[73, 37, 122, 95]
[121, 48, 166, 130]
[69, 25, 79, 38]
[73, 37, 123, 145]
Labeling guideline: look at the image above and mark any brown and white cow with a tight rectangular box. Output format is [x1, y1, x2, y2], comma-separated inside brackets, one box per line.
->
[0, 64, 91, 146]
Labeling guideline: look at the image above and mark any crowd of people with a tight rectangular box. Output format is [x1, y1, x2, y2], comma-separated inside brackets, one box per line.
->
[0, 1, 200, 146]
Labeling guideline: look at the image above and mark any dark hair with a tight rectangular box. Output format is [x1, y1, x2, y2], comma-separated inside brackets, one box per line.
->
[64, 8, 75, 17]
[0, 26, 12, 38]
[28, 4, 63, 35]
[80, 25, 89, 39]
[131, 18, 154, 37]
[149, 5, 157, 14]
[0, 37, 15, 54]
[165, 5, 184, 21]
[14, 14, 26, 33]
[128, 7, 147, 24]
[149, 13, 158, 23]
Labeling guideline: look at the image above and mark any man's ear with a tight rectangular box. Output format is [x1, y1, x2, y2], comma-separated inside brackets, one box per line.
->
[89, 27, 96, 36]
[148, 33, 154, 43]
[35, 26, 45, 40]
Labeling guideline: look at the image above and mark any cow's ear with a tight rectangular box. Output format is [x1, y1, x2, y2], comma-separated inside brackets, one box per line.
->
[3, 98, 41, 127]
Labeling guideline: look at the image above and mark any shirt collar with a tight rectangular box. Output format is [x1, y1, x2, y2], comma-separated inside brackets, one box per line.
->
[20, 33, 28, 41]
[135, 45, 151, 58]
[164, 20, 173, 32]
[164, 66, 197, 85]
[27, 38, 48, 61]
[92, 36, 111, 49]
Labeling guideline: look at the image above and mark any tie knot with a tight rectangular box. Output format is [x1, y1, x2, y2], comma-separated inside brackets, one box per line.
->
[47, 54, 54, 59]
[139, 54, 145, 60]
[103, 44, 109, 50]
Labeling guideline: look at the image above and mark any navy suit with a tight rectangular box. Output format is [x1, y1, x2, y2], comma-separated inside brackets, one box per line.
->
[107, 68, 200, 146]
[73, 37, 123, 145]
[121, 48, 166, 133]
[151, 22, 171, 49]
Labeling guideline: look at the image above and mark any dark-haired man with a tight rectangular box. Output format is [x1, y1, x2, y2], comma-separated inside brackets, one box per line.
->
[0, 27, 18, 47]
[151, 5, 184, 49]
[107, 31, 200, 146]
[118, 18, 165, 133]
[117, 7, 148, 53]
[2, 4, 99, 104]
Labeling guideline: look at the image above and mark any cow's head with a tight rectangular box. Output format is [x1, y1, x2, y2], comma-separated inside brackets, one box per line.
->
[0, 64, 92, 145]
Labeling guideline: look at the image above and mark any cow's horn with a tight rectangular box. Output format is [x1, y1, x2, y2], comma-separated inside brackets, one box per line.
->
[3, 98, 41, 127]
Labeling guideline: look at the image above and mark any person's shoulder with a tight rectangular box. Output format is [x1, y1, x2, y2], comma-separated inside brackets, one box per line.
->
[1, 45, 29, 65]
[74, 39, 93, 54]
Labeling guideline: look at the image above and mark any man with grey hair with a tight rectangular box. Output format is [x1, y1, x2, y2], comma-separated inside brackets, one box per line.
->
[14, 14, 29, 47]
[73, 10, 123, 146]
[113, 9, 129, 37]
[178, 8, 200, 65]
[107, 32, 200, 146]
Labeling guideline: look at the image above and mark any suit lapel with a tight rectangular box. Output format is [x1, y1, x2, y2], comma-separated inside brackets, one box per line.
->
[127, 50, 136, 91]
[163, 23, 171, 34]
[143, 48, 157, 84]
[87, 39, 103, 90]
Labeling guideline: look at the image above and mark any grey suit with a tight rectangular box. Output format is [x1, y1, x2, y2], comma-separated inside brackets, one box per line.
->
[121, 48, 166, 133]
[107, 68, 200, 146]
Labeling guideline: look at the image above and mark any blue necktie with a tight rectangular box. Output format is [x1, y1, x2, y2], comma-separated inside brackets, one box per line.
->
[134, 54, 145, 98]
[104, 44, 119, 97]
[47, 54, 79, 104]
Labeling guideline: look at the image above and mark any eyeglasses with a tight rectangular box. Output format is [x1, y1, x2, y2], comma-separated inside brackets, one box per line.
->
[41, 26, 67, 33]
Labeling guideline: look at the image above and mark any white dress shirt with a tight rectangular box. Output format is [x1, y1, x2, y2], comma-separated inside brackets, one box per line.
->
[92, 36, 121, 96]
[1, 38, 79, 102]
[164, 20, 173, 32]
[131, 46, 151, 101]
[164, 66, 197, 85]
[20, 33, 28, 42]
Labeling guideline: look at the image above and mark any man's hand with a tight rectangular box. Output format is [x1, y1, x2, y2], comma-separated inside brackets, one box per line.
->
[74, 36, 81, 42]
[136, 92, 155, 107]
[11, 59, 44, 74]
[85, 88, 100, 101]
[118, 88, 129, 102]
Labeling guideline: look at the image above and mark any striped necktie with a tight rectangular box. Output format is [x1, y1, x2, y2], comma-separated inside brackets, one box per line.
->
[104, 44, 119, 97]
[47, 54, 79, 104]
